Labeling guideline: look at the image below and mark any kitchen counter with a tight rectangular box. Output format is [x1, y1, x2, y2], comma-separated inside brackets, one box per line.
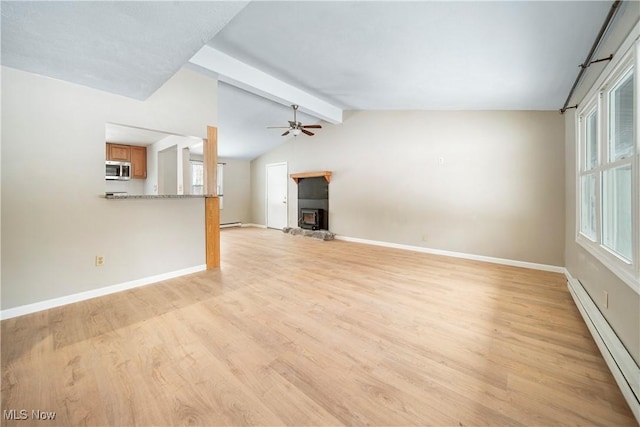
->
[104, 194, 216, 199]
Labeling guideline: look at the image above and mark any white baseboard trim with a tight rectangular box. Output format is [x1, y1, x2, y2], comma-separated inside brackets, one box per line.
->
[242, 223, 267, 228]
[0, 264, 207, 320]
[334, 235, 565, 273]
[566, 272, 640, 424]
[220, 222, 242, 229]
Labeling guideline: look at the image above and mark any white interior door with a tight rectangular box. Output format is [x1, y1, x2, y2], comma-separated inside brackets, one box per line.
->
[266, 162, 288, 229]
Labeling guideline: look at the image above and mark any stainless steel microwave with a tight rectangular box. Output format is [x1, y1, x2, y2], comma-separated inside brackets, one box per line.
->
[105, 161, 131, 180]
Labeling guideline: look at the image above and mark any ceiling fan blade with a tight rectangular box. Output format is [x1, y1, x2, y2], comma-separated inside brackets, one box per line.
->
[282, 130, 290, 136]
[267, 126, 290, 129]
[301, 129, 314, 136]
[302, 124, 322, 129]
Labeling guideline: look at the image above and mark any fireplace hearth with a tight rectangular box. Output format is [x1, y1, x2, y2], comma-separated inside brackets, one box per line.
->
[282, 227, 335, 240]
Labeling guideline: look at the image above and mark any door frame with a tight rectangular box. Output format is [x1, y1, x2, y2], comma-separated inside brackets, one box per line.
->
[265, 162, 288, 229]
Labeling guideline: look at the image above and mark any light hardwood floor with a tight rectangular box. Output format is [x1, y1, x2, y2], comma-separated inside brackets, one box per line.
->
[1, 227, 636, 426]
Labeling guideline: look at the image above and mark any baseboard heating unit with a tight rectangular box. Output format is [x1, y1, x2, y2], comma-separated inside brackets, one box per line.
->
[567, 275, 639, 424]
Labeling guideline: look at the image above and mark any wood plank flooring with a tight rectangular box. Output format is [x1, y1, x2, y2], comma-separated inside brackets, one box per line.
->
[1, 227, 636, 426]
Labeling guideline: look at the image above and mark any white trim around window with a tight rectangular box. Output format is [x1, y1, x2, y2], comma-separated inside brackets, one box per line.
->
[575, 22, 640, 293]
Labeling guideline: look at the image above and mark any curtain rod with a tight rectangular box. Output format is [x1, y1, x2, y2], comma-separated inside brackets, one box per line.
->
[560, 0, 622, 113]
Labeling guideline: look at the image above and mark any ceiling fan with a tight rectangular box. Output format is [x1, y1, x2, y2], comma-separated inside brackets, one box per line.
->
[267, 104, 322, 136]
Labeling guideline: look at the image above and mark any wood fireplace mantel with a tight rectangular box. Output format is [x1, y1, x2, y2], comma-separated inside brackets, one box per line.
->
[290, 171, 332, 184]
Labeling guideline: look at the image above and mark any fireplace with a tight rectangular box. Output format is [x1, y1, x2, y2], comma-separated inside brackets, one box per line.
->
[292, 173, 330, 231]
[299, 208, 323, 230]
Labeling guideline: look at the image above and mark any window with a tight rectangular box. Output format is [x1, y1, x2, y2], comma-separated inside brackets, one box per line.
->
[579, 103, 599, 241]
[580, 173, 597, 240]
[190, 162, 223, 209]
[609, 69, 635, 161]
[576, 35, 639, 292]
[191, 161, 204, 195]
[602, 164, 632, 259]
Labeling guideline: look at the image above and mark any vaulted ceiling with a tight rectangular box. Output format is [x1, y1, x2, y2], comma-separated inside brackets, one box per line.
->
[1, 1, 621, 159]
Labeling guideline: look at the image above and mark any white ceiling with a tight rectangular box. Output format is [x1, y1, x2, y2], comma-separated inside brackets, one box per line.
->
[1, 1, 248, 99]
[1, 1, 621, 159]
[209, 1, 613, 110]
[217, 82, 320, 159]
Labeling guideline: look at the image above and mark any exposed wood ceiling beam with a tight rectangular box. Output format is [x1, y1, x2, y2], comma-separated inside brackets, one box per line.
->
[189, 46, 343, 124]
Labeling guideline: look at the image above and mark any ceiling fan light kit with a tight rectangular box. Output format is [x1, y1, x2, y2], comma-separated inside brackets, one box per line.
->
[267, 104, 322, 137]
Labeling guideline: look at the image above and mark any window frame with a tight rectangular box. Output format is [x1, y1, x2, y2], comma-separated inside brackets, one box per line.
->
[578, 98, 600, 242]
[575, 29, 639, 293]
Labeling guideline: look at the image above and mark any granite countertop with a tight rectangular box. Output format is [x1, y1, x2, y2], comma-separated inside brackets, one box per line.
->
[104, 194, 216, 199]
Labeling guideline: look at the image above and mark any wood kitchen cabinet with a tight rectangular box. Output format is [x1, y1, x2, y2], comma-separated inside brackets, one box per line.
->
[130, 146, 147, 179]
[106, 143, 131, 162]
[106, 143, 147, 179]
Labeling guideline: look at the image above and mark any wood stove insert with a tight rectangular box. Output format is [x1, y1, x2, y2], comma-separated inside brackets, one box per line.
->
[299, 208, 323, 230]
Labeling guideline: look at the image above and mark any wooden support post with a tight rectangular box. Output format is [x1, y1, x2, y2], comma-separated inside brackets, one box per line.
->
[203, 126, 218, 196]
[204, 126, 220, 269]
[205, 196, 220, 269]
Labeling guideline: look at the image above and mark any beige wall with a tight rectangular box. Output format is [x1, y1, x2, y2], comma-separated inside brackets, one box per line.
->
[1, 66, 217, 310]
[251, 110, 565, 267]
[563, 3, 639, 365]
[219, 158, 251, 225]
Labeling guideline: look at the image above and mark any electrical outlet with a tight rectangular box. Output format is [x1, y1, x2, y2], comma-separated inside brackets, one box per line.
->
[603, 291, 608, 308]
[421, 235, 428, 242]
[95, 255, 105, 267]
